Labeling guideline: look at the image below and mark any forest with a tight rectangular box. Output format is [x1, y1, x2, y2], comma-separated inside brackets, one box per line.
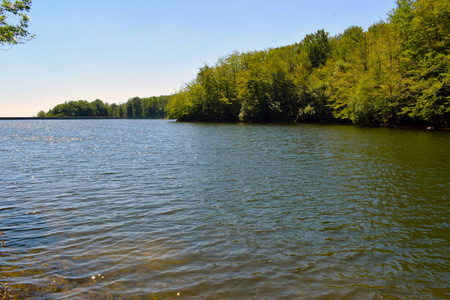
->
[166, 0, 449, 128]
[37, 0, 449, 128]
[36, 96, 171, 118]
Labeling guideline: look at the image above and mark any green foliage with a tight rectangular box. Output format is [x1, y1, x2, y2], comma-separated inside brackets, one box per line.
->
[165, 83, 197, 121]
[110, 103, 119, 117]
[35, 110, 45, 117]
[131, 97, 143, 117]
[298, 61, 333, 122]
[92, 99, 108, 116]
[37, 96, 171, 118]
[303, 29, 332, 69]
[328, 23, 387, 124]
[126, 100, 133, 117]
[0, 0, 35, 46]
[45, 100, 92, 117]
[165, 0, 448, 128]
[391, 0, 450, 127]
[166, 38, 334, 123]
[142, 96, 169, 118]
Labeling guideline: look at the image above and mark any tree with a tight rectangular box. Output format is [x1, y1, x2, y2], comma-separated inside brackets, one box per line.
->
[142, 96, 169, 118]
[328, 24, 392, 125]
[303, 29, 332, 69]
[92, 99, 108, 116]
[237, 51, 272, 122]
[119, 104, 125, 117]
[391, 0, 450, 127]
[131, 97, 143, 117]
[126, 100, 133, 117]
[36, 110, 45, 117]
[0, 0, 35, 47]
[110, 103, 119, 117]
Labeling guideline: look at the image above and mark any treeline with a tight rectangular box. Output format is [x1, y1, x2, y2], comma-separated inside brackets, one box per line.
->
[36, 96, 171, 118]
[166, 0, 449, 127]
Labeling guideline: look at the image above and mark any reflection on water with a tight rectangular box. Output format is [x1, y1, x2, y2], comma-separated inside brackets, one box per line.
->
[0, 120, 449, 299]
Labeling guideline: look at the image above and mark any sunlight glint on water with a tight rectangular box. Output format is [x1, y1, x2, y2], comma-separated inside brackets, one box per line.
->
[1, 120, 449, 299]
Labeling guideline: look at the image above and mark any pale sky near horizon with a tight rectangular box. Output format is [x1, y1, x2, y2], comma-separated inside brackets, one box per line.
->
[1, 0, 396, 117]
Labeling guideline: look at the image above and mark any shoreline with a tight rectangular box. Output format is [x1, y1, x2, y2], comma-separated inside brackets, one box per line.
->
[1, 117, 448, 130]
[0, 117, 157, 120]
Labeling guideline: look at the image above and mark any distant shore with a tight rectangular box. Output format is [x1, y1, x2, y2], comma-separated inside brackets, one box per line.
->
[0, 117, 156, 120]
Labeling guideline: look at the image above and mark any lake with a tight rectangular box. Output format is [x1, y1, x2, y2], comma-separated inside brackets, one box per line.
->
[1, 119, 449, 299]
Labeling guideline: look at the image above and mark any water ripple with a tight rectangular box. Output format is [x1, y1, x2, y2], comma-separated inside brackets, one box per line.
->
[0, 120, 449, 299]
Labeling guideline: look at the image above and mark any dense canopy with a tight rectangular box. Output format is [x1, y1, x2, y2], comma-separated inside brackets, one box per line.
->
[165, 0, 449, 128]
[37, 96, 170, 119]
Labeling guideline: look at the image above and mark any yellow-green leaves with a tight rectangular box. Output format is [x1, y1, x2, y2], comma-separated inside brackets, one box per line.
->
[0, 0, 35, 46]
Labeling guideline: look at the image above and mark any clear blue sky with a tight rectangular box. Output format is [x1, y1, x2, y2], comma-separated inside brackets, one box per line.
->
[1, 0, 396, 117]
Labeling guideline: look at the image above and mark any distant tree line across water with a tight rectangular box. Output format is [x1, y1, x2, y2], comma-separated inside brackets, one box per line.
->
[37, 0, 449, 128]
[36, 96, 171, 118]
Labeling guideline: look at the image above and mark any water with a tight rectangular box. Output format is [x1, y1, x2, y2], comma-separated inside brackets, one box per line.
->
[0, 119, 449, 299]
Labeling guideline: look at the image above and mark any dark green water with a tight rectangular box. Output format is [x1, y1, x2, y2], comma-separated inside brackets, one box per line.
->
[1, 120, 449, 299]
